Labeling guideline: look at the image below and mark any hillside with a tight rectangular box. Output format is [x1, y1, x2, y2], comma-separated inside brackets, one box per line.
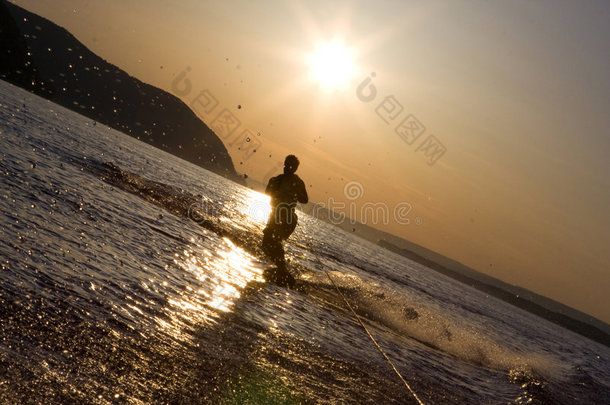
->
[0, 1, 242, 183]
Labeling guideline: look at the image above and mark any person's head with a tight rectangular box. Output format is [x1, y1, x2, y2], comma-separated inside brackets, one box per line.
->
[283, 155, 300, 174]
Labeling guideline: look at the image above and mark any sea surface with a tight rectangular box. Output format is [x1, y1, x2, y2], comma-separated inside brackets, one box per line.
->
[1, 79, 609, 404]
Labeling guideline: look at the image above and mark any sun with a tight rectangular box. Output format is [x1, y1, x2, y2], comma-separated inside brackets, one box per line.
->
[308, 41, 355, 90]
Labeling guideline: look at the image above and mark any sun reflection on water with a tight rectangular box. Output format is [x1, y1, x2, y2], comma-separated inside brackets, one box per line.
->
[241, 189, 271, 225]
[165, 236, 264, 335]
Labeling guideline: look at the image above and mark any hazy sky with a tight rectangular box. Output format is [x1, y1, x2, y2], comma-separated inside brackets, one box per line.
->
[10, 0, 610, 322]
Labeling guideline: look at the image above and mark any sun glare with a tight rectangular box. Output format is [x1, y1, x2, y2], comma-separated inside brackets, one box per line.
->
[308, 41, 355, 90]
[244, 191, 271, 224]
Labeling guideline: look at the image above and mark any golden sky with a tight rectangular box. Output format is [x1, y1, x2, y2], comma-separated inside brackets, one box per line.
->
[11, 0, 610, 323]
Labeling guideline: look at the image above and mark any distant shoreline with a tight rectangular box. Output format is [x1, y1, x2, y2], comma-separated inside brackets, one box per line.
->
[377, 240, 610, 348]
[279, 196, 610, 348]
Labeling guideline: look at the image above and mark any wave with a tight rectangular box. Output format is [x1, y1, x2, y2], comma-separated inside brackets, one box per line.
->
[86, 160, 560, 388]
[299, 268, 558, 382]
[85, 160, 264, 252]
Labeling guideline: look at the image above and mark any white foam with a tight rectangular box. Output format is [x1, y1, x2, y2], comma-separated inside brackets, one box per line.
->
[305, 269, 560, 379]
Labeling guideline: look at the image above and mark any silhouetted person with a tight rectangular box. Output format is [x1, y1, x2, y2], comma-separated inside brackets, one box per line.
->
[261, 155, 308, 287]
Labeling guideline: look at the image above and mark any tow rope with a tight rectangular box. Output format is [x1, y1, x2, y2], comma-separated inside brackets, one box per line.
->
[308, 247, 425, 405]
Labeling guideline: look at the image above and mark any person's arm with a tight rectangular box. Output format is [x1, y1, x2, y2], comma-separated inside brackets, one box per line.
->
[265, 177, 276, 196]
[297, 178, 308, 204]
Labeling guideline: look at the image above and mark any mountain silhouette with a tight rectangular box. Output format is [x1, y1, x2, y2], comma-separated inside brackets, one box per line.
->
[0, 1, 242, 183]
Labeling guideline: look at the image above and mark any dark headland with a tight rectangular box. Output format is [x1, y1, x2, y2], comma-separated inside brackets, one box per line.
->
[0, 0, 242, 183]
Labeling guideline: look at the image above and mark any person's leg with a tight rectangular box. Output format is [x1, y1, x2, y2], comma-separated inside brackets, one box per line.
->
[262, 213, 286, 264]
[262, 229, 283, 258]
[261, 209, 295, 287]
[273, 261, 295, 288]
[280, 212, 298, 240]
[261, 211, 276, 253]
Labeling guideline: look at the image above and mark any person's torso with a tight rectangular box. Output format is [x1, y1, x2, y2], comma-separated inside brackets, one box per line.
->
[269, 174, 303, 207]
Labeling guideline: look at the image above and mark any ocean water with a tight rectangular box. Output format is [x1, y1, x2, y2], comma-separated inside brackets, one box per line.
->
[0, 79, 608, 404]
